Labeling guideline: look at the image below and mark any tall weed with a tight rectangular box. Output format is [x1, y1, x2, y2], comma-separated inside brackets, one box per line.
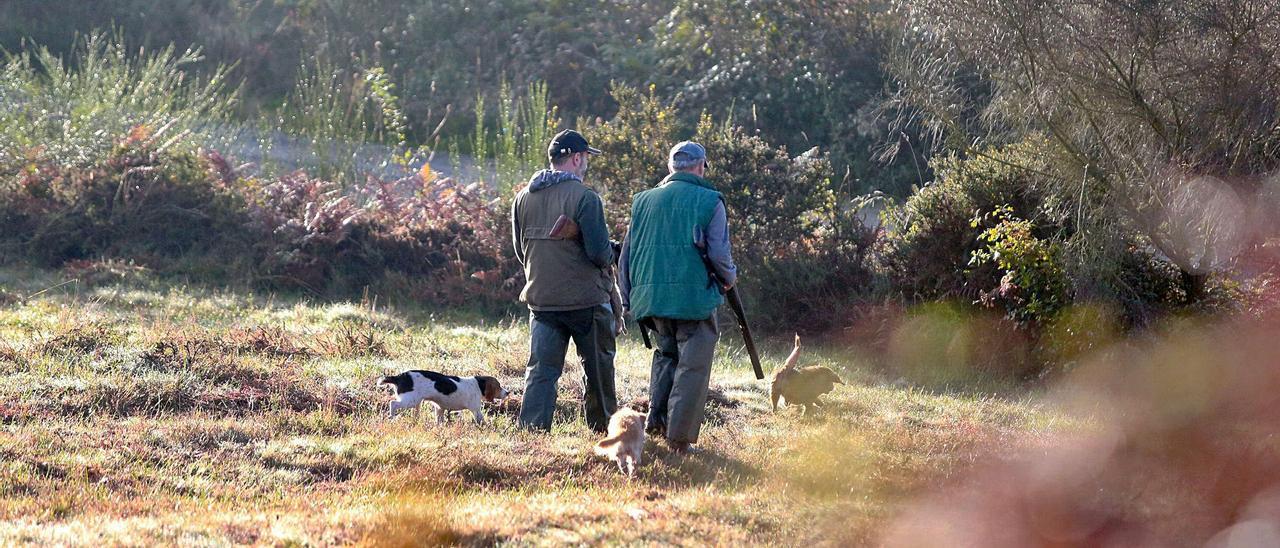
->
[472, 81, 559, 194]
[0, 31, 237, 169]
[270, 60, 412, 182]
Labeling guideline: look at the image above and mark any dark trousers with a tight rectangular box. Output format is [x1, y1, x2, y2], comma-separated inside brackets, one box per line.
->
[646, 313, 719, 444]
[518, 304, 617, 432]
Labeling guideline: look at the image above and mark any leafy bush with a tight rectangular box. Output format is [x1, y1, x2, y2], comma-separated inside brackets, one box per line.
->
[969, 206, 1071, 327]
[874, 140, 1052, 302]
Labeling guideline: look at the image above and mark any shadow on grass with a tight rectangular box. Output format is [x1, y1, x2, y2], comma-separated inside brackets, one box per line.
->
[642, 442, 758, 489]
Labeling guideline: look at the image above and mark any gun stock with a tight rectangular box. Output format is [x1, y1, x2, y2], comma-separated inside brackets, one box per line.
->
[638, 317, 653, 349]
[548, 214, 580, 240]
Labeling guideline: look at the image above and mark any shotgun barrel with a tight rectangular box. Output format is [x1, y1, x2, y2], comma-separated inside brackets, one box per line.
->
[695, 243, 764, 380]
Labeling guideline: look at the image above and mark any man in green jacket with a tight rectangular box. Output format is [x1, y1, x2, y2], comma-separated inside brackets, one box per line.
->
[618, 141, 737, 453]
[511, 129, 617, 432]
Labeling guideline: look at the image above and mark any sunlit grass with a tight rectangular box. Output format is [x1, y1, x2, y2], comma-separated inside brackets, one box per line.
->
[0, 264, 1072, 545]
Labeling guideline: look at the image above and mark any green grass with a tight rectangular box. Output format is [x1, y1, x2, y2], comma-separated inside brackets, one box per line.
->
[0, 263, 1073, 545]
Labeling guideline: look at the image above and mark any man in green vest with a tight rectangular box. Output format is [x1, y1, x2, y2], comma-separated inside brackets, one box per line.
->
[618, 141, 737, 454]
[511, 129, 618, 433]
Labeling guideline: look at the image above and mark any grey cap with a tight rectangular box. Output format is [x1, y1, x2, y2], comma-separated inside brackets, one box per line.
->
[668, 141, 710, 172]
[669, 141, 707, 164]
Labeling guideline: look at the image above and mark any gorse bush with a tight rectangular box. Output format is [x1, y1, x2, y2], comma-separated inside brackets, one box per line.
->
[694, 117, 837, 265]
[585, 83, 682, 235]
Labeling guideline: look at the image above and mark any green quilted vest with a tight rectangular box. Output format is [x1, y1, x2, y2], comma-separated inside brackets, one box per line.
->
[626, 172, 723, 320]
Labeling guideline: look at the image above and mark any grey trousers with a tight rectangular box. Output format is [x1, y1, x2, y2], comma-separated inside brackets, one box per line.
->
[646, 313, 719, 444]
[518, 304, 617, 432]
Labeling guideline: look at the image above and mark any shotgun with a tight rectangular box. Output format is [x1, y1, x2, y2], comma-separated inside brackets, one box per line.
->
[695, 241, 764, 380]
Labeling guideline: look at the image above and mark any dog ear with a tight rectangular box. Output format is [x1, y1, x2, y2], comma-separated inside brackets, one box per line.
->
[479, 376, 500, 401]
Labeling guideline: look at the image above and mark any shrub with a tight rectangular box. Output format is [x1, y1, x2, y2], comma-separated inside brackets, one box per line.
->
[744, 210, 878, 333]
[246, 172, 520, 307]
[969, 206, 1071, 327]
[0, 31, 236, 170]
[693, 116, 837, 265]
[874, 140, 1052, 302]
[2, 137, 251, 267]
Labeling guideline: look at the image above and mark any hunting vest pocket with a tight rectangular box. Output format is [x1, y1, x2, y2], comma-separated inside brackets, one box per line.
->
[523, 227, 556, 240]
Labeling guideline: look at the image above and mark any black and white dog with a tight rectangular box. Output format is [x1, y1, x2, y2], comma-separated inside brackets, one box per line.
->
[379, 370, 508, 424]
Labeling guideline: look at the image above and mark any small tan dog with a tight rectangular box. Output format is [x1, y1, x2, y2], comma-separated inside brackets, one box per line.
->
[593, 407, 647, 477]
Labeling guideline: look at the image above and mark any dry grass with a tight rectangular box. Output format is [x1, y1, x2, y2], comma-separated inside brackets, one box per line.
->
[0, 266, 1081, 546]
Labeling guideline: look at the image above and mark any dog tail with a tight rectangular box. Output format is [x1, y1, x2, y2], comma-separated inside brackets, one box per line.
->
[782, 333, 801, 372]
[594, 436, 622, 456]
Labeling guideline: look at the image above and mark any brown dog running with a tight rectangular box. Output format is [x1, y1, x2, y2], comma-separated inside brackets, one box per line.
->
[770, 334, 843, 414]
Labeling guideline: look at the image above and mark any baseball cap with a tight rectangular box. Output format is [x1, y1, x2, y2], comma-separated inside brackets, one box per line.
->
[669, 141, 709, 168]
[547, 129, 602, 159]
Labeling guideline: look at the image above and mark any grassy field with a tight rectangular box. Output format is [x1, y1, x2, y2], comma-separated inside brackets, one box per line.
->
[0, 264, 1073, 546]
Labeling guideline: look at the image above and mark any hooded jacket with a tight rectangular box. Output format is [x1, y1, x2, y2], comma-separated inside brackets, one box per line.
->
[510, 169, 613, 311]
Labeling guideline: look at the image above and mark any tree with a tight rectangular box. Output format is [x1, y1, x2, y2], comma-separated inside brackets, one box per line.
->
[653, 0, 917, 196]
[888, 0, 1280, 302]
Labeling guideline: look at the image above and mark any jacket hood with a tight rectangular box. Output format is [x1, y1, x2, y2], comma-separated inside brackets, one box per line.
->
[527, 169, 582, 191]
